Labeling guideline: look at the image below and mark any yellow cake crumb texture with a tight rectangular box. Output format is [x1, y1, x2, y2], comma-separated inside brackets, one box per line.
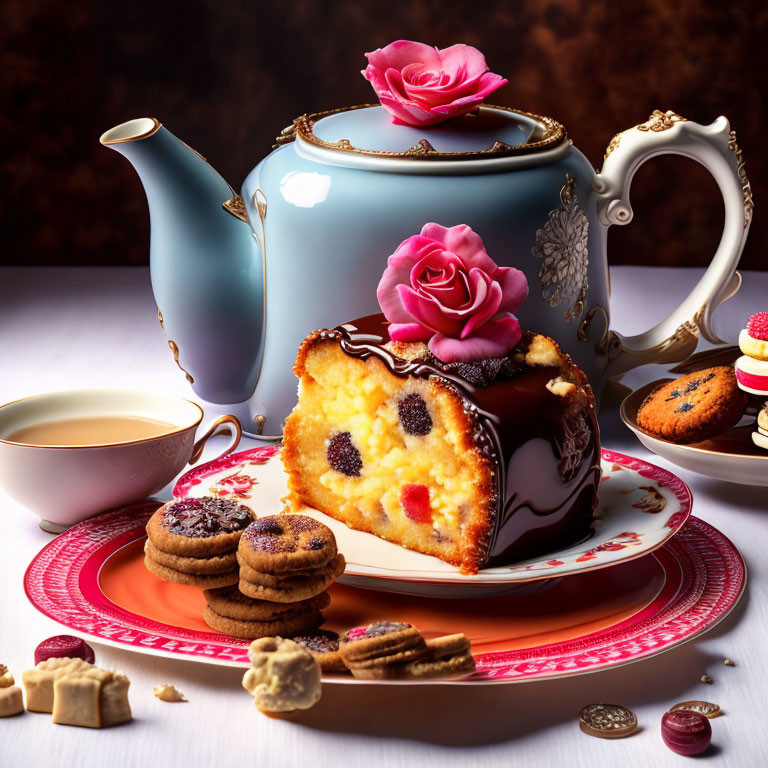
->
[283, 339, 492, 570]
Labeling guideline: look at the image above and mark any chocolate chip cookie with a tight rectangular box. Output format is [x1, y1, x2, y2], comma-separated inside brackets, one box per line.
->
[238, 515, 337, 572]
[145, 497, 255, 587]
[637, 366, 746, 444]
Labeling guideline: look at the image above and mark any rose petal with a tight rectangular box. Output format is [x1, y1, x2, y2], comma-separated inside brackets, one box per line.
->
[383, 68, 412, 103]
[377, 238, 441, 323]
[365, 41, 441, 72]
[460, 275, 502, 337]
[430, 72, 508, 112]
[428, 316, 522, 363]
[376, 93, 446, 126]
[437, 44, 490, 79]
[398, 284, 464, 337]
[363, 41, 506, 126]
[495, 267, 530, 314]
[389, 322, 433, 343]
[421, 223, 499, 274]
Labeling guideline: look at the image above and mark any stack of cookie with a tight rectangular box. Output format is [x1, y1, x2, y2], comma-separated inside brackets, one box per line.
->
[736, 312, 768, 451]
[203, 514, 345, 639]
[338, 621, 475, 679]
[144, 497, 255, 588]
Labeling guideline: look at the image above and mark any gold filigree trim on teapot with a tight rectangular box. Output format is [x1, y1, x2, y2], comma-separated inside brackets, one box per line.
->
[167, 340, 195, 384]
[291, 104, 567, 160]
[727, 130, 754, 228]
[533, 173, 589, 323]
[636, 110, 687, 133]
[404, 139, 438, 156]
[604, 132, 625, 160]
[222, 194, 249, 223]
[273, 117, 302, 148]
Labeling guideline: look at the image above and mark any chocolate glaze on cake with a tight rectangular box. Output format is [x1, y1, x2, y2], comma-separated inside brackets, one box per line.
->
[329, 314, 601, 567]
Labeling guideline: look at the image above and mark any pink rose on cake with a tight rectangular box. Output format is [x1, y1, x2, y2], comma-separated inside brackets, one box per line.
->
[362, 41, 507, 127]
[377, 223, 529, 362]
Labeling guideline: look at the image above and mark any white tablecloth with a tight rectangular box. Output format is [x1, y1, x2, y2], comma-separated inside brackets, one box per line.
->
[1, 266, 766, 768]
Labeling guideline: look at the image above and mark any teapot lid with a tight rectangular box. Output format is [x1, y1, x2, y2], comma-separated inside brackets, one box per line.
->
[277, 104, 567, 163]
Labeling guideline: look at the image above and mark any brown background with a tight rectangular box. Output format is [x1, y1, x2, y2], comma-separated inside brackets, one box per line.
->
[1, 0, 765, 268]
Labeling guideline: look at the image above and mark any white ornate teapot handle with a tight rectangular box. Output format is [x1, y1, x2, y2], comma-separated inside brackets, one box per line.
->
[594, 110, 752, 376]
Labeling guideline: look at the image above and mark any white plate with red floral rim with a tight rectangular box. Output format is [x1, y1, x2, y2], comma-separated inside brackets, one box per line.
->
[171, 445, 691, 596]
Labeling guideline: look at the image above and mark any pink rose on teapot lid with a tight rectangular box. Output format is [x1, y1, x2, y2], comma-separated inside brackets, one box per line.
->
[377, 223, 528, 362]
[362, 41, 507, 127]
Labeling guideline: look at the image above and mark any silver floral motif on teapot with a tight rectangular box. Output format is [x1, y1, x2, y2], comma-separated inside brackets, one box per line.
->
[533, 173, 589, 323]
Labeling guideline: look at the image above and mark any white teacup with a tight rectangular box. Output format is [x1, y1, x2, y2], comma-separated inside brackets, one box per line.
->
[0, 389, 242, 532]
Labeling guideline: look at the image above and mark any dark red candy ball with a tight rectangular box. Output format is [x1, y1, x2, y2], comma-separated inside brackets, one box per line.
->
[661, 710, 712, 755]
[35, 635, 95, 666]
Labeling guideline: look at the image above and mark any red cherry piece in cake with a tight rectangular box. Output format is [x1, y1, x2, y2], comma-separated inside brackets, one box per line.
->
[35, 635, 95, 665]
[661, 710, 711, 755]
[400, 484, 432, 523]
[746, 312, 768, 341]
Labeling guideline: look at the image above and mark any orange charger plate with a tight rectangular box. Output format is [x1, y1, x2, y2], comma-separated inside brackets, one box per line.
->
[25, 502, 744, 683]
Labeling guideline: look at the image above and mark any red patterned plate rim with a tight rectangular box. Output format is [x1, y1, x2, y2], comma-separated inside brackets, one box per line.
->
[24, 508, 745, 684]
[173, 446, 693, 585]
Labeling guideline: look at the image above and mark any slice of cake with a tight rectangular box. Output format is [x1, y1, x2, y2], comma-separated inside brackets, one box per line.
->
[282, 223, 601, 574]
[283, 316, 600, 574]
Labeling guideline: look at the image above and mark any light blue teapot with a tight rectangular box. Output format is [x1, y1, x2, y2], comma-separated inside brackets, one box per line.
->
[101, 105, 751, 436]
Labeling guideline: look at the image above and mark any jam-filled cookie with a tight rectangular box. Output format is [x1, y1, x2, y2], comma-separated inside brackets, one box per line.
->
[339, 621, 429, 679]
[402, 633, 476, 679]
[293, 630, 347, 673]
[637, 366, 746, 444]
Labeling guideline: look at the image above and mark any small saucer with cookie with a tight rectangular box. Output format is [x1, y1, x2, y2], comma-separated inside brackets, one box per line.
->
[622, 311, 768, 485]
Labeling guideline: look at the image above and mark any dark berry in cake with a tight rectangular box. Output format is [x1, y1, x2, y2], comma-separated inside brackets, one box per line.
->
[398, 393, 433, 436]
[326, 431, 363, 476]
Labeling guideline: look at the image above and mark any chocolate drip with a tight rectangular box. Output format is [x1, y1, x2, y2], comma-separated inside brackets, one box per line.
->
[332, 314, 601, 567]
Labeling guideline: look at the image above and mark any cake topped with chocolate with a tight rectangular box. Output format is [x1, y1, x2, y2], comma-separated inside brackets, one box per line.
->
[282, 223, 600, 573]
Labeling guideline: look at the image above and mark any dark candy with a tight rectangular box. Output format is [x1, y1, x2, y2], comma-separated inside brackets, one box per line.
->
[35, 635, 95, 665]
[661, 710, 712, 755]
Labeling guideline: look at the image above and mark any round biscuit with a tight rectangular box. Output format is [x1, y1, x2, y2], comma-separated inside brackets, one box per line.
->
[146, 498, 255, 557]
[144, 554, 239, 588]
[204, 586, 330, 621]
[144, 540, 237, 575]
[203, 605, 325, 639]
[237, 515, 337, 573]
[636, 367, 746, 443]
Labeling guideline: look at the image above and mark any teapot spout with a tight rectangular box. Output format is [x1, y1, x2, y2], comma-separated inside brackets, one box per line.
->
[100, 118, 265, 406]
